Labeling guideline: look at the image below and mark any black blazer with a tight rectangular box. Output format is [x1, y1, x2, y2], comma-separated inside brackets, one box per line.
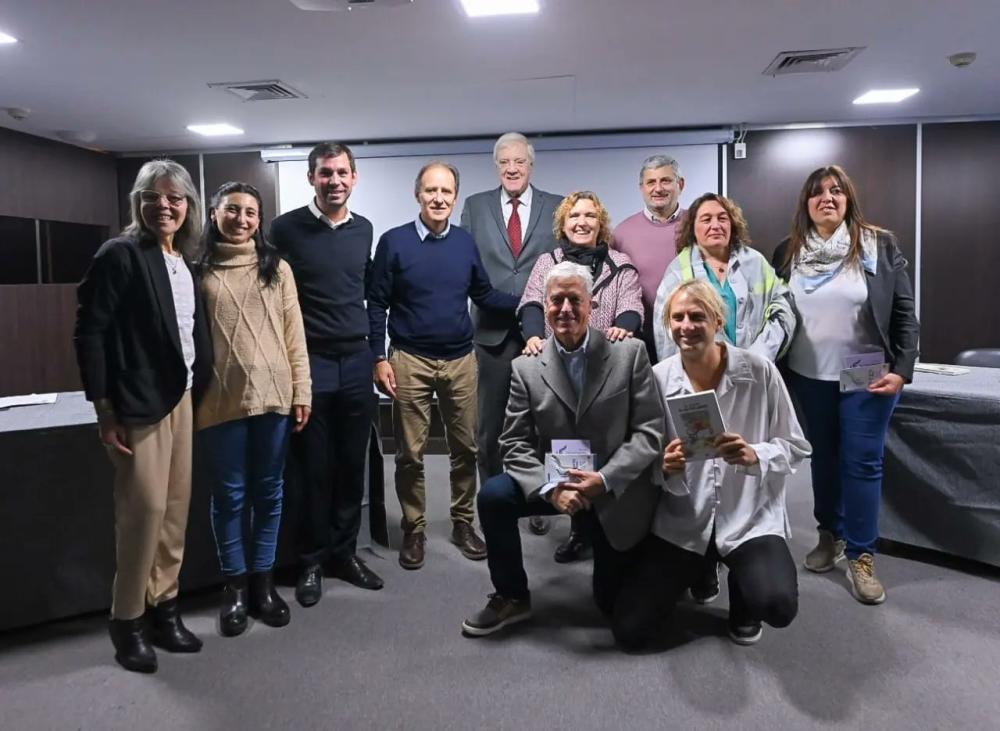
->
[74, 235, 213, 425]
[772, 230, 920, 382]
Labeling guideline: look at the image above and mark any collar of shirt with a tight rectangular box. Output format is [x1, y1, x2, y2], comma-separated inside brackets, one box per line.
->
[553, 327, 590, 357]
[658, 344, 756, 400]
[414, 215, 451, 241]
[553, 329, 590, 398]
[643, 205, 681, 224]
[501, 185, 533, 210]
[309, 199, 353, 229]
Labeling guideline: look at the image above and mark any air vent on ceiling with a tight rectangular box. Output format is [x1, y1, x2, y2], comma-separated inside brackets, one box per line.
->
[288, 0, 412, 10]
[762, 47, 865, 76]
[208, 80, 307, 102]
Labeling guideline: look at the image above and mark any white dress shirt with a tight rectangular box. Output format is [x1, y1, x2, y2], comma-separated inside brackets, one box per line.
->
[652, 346, 811, 556]
[501, 185, 533, 228]
[309, 199, 353, 229]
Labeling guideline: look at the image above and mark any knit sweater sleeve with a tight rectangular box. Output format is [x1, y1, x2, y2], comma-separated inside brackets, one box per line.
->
[280, 261, 312, 407]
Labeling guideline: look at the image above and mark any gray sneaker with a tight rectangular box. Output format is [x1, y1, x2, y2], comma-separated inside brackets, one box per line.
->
[804, 529, 846, 573]
[846, 553, 886, 604]
[462, 594, 532, 636]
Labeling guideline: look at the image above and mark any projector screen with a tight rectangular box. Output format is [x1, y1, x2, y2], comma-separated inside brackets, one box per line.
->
[277, 142, 720, 245]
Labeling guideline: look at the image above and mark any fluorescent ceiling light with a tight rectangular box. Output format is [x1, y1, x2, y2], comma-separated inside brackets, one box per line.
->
[187, 123, 245, 136]
[461, 0, 539, 18]
[260, 146, 312, 162]
[852, 88, 919, 105]
[0, 30, 18, 44]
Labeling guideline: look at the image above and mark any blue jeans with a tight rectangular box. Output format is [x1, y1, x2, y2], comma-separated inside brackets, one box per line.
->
[200, 412, 293, 575]
[788, 372, 900, 558]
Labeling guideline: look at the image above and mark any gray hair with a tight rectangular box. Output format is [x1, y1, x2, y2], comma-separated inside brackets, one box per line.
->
[414, 160, 460, 196]
[639, 154, 683, 183]
[544, 261, 593, 297]
[124, 159, 203, 257]
[493, 132, 535, 165]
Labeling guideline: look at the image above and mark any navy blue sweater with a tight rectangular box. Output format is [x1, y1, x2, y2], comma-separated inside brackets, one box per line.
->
[269, 206, 372, 355]
[367, 222, 519, 360]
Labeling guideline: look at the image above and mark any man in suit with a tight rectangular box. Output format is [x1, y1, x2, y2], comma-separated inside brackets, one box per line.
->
[459, 133, 563, 539]
[461, 262, 665, 648]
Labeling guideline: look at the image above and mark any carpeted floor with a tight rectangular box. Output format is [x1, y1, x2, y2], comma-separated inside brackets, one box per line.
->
[1, 456, 998, 730]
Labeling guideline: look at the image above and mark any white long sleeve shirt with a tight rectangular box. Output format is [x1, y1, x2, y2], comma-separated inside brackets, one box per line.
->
[651, 346, 811, 556]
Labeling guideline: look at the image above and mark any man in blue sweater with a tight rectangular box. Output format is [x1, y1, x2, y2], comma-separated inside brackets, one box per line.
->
[367, 161, 519, 570]
[271, 142, 383, 608]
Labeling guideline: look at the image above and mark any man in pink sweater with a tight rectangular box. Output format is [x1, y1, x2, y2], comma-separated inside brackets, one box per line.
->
[611, 154, 686, 361]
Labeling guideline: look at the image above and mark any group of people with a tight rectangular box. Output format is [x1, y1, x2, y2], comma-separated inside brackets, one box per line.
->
[73, 131, 918, 673]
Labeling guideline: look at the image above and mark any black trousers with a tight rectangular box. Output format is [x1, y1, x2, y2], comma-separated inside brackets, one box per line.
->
[478, 474, 644, 639]
[292, 351, 376, 567]
[474, 333, 524, 484]
[614, 533, 799, 649]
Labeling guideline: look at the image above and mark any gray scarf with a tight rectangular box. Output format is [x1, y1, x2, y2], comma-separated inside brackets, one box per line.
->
[796, 222, 876, 292]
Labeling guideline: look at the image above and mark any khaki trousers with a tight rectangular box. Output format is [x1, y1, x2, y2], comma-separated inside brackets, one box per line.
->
[107, 391, 193, 620]
[391, 349, 478, 534]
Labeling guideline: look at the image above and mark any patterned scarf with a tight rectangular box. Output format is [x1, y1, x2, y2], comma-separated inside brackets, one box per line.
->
[796, 222, 876, 292]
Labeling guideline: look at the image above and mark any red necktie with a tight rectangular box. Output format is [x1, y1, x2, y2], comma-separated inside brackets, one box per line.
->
[508, 197, 523, 258]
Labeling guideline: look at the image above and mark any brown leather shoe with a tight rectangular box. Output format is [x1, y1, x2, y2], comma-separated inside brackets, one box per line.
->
[399, 532, 426, 570]
[452, 521, 487, 561]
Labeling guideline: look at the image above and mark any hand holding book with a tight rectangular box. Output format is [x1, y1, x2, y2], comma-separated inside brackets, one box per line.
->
[714, 432, 759, 467]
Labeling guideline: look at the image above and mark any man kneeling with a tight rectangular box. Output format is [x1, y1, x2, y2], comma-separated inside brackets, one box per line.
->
[635, 280, 811, 646]
[462, 262, 664, 644]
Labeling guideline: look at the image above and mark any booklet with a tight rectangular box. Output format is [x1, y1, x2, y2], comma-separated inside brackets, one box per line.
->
[914, 363, 970, 376]
[839, 363, 889, 392]
[544, 439, 595, 484]
[665, 390, 726, 462]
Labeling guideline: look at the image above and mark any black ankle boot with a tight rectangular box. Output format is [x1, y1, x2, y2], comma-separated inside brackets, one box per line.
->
[109, 617, 157, 673]
[220, 574, 249, 637]
[249, 571, 290, 627]
[149, 597, 203, 652]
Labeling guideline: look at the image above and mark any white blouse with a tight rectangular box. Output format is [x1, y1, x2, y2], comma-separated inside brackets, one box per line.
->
[651, 346, 812, 556]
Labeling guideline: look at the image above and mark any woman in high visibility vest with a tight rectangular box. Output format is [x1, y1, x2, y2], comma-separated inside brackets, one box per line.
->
[652, 193, 795, 365]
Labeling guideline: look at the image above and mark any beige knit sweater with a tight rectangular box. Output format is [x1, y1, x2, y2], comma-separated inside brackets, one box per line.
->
[195, 242, 311, 431]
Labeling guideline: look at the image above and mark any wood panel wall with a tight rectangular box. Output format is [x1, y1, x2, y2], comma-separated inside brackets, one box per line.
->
[920, 121, 1000, 362]
[726, 126, 917, 267]
[0, 285, 80, 397]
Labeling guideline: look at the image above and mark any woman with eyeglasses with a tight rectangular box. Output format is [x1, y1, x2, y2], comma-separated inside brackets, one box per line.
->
[195, 182, 311, 637]
[75, 159, 213, 673]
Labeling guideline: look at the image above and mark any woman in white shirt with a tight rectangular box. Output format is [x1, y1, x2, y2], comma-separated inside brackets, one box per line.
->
[773, 165, 919, 605]
[614, 280, 810, 649]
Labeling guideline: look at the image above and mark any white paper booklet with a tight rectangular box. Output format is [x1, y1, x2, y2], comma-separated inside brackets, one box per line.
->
[665, 390, 726, 462]
[839, 363, 889, 393]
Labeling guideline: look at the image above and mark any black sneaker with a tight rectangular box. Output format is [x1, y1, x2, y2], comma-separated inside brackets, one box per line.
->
[689, 561, 721, 604]
[728, 618, 763, 646]
[461, 594, 532, 637]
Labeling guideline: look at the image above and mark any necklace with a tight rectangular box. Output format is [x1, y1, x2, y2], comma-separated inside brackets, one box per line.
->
[164, 252, 181, 275]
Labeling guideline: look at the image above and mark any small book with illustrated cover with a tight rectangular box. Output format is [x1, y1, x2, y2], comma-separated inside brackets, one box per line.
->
[665, 390, 726, 462]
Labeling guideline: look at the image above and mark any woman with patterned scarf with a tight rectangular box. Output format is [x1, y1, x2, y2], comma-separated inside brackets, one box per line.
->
[773, 165, 919, 606]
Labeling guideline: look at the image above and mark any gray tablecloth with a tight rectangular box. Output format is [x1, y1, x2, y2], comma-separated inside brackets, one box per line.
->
[883, 367, 1000, 566]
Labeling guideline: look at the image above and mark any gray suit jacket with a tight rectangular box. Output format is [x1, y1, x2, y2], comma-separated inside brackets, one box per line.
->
[460, 185, 563, 346]
[500, 331, 666, 551]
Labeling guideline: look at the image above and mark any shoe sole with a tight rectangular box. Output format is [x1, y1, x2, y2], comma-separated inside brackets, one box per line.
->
[803, 552, 846, 573]
[728, 627, 763, 646]
[689, 588, 720, 605]
[115, 653, 158, 673]
[461, 610, 532, 637]
[527, 522, 551, 536]
[451, 538, 487, 561]
[399, 557, 424, 570]
[847, 575, 886, 605]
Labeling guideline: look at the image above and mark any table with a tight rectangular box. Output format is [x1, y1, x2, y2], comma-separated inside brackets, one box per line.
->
[0, 392, 385, 631]
[882, 367, 1000, 567]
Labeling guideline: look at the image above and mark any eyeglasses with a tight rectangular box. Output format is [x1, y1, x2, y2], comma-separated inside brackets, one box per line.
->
[139, 190, 187, 206]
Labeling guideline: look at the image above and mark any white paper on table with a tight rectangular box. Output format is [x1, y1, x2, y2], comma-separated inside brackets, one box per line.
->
[839, 363, 889, 392]
[914, 363, 970, 376]
[665, 390, 726, 462]
[0, 393, 59, 409]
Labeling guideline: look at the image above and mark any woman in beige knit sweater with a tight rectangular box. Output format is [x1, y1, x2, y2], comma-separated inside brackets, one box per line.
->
[196, 182, 311, 637]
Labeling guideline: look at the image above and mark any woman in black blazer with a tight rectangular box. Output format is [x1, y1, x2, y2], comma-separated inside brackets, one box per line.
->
[773, 165, 919, 606]
[74, 159, 212, 673]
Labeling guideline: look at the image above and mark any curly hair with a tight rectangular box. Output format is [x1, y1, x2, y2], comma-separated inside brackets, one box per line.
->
[675, 193, 751, 253]
[552, 191, 613, 245]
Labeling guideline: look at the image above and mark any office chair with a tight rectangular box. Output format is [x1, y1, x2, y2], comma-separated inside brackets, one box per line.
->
[954, 348, 1000, 368]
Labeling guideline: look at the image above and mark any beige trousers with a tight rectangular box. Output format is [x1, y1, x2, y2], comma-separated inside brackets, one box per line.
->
[107, 391, 193, 620]
[391, 349, 478, 534]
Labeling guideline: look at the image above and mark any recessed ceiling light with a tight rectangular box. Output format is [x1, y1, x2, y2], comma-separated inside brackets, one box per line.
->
[0, 30, 18, 44]
[852, 88, 919, 105]
[186, 123, 245, 136]
[460, 0, 539, 18]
